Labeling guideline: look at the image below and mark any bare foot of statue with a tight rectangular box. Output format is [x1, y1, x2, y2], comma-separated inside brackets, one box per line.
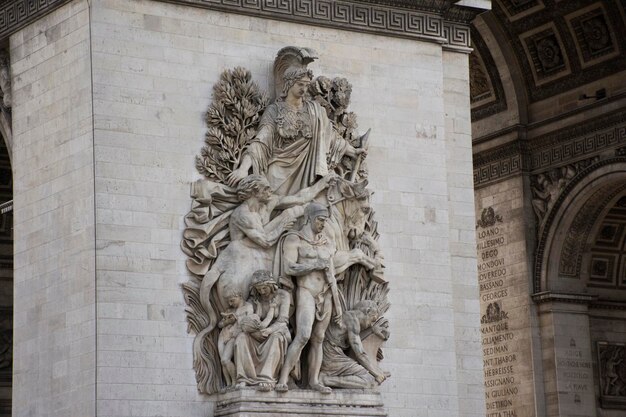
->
[310, 382, 332, 394]
[275, 383, 288, 393]
[256, 382, 273, 392]
[235, 382, 246, 389]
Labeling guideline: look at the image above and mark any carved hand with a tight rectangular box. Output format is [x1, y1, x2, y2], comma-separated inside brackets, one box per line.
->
[374, 373, 386, 384]
[372, 324, 390, 340]
[354, 147, 368, 158]
[353, 249, 376, 270]
[226, 168, 248, 187]
[282, 218, 296, 231]
[324, 171, 340, 187]
[316, 259, 331, 271]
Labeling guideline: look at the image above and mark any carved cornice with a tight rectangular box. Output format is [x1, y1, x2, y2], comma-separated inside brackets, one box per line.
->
[0, 0, 72, 40]
[590, 300, 626, 311]
[473, 109, 626, 188]
[0, 0, 484, 49]
[532, 291, 597, 305]
[161, 0, 476, 48]
[473, 140, 524, 187]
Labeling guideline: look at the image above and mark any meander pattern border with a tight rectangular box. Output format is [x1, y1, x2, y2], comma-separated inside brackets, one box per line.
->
[0, 0, 72, 39]
[473, 110, 626, 188]
[0, 0, 475, 48]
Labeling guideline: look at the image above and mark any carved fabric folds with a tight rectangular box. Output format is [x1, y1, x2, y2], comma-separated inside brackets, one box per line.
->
[234, 289, 292, 386]
[320, 324, 371, 382]
[246, 100, 348, 196]
[181, 180, 239, 276]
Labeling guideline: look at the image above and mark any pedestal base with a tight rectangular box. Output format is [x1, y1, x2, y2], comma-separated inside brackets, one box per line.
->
[214, 388, 388, 417]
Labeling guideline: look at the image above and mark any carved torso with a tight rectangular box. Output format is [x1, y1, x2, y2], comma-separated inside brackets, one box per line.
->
[295, 233, 334, 295]
[274, 101, 313, 149]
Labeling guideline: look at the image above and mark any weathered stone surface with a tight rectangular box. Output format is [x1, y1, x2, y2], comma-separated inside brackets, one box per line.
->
[215, 388, 387, 417]
[181, 46, 391, 398]
[9, 0, 484, 416]
[11, 1, 96, 416]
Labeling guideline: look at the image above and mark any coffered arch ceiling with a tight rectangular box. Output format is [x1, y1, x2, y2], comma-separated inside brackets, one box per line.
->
[469, 0, 626, 121]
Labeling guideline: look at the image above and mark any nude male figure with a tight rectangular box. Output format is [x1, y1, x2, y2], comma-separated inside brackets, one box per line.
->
[275, 202, 337, 393]
[276, 202, 376, 393]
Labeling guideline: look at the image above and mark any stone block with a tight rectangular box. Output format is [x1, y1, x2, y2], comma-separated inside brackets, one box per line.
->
[215, 388, 388, 417]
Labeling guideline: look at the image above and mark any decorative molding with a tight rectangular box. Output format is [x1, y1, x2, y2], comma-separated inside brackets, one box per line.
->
[473, 141, 523, 187]
[519, 22, 571, 86]
[590, 300, 626, 311]
[529, 127, 626, 172]
[480, 301, 509, 324]
[0, 0, 487, 48]
[473, 109, 626, 188]
[566, 3, 620, 69]
[491, 0, 626, 102]
[0, 0, 72, 41]
[476, 206, 503, 229]
[162, 0, 469, 48]
[531, 291, 597, 304]
[442, 21, 472, 52]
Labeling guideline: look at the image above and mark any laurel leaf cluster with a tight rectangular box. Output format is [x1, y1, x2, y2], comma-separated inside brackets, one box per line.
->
[195, 67, 270, 182]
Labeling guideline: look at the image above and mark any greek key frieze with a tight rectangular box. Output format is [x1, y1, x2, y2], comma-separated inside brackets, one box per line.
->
[0, 0, 478, 48]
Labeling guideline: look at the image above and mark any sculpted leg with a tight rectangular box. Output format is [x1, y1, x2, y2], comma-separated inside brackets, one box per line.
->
[276, 289, 315, 391]
[319, 373, 375, 389]
[308, 295, 332, 394]
[219, 339, 236, 386]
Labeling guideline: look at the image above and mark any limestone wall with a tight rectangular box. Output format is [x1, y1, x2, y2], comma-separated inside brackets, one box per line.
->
[474, 176, 545, 417]
[10, 1, 96, 416]
[10, 0, 483, 415]
[443, 50, 485, 416]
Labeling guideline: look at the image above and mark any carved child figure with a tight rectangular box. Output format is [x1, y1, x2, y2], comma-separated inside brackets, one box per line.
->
[238, 300, 277, 334]
[218, 290, 254, 386]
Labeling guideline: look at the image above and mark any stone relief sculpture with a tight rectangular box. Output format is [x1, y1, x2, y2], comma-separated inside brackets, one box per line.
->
[320, 300, 389, 389]
[234, 270, 292, 391]
[598, 342, 626, 405]
[0, 50, 10, 111]
[217, 289, 253, 386]
[475, 206, 502, 229]
[530, 157, 600, 226]
[0, 49, 11, 158]
[181, 47, 390, 395]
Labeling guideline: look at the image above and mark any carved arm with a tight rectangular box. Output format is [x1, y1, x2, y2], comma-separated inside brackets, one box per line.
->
[275, 175, 334, 209]
[282, 235, 328, 277]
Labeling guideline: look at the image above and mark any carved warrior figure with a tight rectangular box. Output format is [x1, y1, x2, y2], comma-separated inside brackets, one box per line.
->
[275, 202, 377, 394]
[181, 46, 389, 395]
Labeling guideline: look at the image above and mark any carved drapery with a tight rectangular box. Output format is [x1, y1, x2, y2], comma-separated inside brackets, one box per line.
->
[181, 47, 390, 396]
